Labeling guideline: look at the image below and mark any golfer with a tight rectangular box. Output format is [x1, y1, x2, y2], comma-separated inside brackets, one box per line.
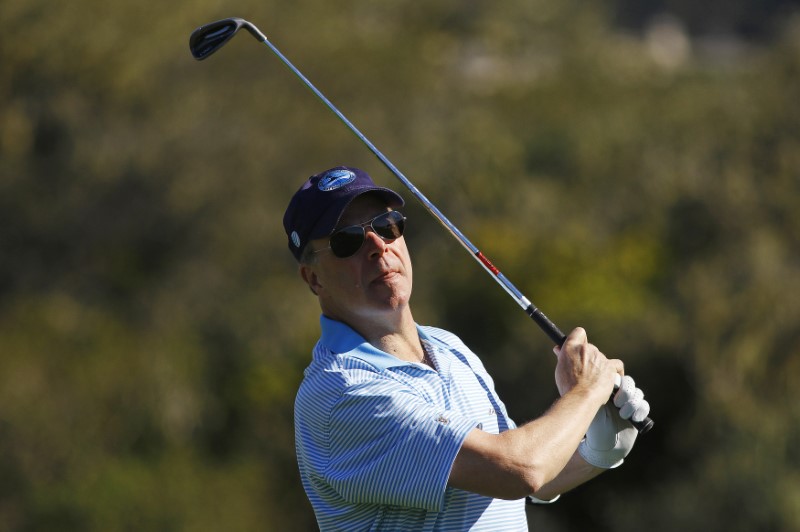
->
[284, 166, 650, 531]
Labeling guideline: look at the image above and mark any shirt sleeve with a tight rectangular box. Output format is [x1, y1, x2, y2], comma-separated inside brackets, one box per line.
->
[324, 376, 478, 511]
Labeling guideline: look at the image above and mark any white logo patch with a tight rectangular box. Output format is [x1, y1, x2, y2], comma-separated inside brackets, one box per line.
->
[318, 169, 356, 191]
[291, 231, 301, 248]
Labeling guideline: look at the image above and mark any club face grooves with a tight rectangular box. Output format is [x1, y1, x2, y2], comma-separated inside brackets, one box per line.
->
[189, 18, 244, 60]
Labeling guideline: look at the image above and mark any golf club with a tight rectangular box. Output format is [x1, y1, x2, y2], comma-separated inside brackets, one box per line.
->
[189, 17, 654, 434]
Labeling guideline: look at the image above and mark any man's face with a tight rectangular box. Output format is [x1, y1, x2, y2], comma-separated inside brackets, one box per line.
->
[300, 194, 413, 324]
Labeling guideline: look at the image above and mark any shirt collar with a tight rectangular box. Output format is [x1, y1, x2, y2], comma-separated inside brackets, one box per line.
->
[319, 315, 433, 371]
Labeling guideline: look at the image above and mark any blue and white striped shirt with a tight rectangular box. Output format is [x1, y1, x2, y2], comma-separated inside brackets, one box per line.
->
[295, 316, 527, 531]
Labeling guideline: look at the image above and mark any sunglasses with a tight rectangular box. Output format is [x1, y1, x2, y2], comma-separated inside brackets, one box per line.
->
[314, 210, 406, 258]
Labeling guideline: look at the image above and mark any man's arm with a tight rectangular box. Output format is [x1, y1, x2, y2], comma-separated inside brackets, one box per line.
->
[447, 327, 619, 500]
[530, 449, 604, 501]
[448, 383, 606, 500]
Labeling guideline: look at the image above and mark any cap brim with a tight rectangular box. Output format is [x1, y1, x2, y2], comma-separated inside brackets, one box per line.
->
[307, 187, 405, 241]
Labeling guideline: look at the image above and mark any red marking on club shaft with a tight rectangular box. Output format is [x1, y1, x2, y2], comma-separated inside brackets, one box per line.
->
[476, 251, 500, 275]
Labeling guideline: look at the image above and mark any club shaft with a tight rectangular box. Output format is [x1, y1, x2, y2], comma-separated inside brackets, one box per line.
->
[261, 38, 563, 336]
[251, 26, 652, 434]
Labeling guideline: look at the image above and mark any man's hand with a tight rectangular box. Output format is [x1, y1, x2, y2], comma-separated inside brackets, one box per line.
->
[554, 327, 620, 401]
[578, 375, 650, 468]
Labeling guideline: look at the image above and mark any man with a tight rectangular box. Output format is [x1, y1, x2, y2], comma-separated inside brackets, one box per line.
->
[284, 166, 650, 531]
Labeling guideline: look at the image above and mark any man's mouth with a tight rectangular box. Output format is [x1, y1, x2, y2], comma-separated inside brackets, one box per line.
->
[372, 269, 399, 283]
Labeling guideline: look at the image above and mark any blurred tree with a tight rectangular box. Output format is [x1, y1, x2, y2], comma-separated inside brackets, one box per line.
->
[0, 0, 798, 530]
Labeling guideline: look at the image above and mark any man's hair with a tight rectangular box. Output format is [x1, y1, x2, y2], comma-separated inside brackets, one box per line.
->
[299, 244, 319, 265]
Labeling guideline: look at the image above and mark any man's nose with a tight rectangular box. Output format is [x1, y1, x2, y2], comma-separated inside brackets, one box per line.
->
[363, 227, 388, 257]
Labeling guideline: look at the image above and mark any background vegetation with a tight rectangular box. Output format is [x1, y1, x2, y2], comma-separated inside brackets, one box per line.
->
[2, 0, 798, 530]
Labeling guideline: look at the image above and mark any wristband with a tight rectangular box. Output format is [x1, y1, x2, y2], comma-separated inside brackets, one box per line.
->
[526, 494, 561, 505]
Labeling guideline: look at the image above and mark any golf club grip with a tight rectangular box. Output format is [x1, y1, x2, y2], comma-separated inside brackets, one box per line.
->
[526, 305, 566, 346]
[631, 415, 654, 434]
[526, 305, 654, 434]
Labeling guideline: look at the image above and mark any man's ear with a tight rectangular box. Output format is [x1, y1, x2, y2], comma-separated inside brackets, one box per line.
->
[299, 263, 321, 296]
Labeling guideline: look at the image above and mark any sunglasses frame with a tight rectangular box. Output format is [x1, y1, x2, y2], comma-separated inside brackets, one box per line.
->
[313, 210, 406, 259]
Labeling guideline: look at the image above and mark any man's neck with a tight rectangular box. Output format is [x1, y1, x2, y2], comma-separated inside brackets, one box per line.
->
[371, 326, 425, 364]
[338, 308, 425, 364]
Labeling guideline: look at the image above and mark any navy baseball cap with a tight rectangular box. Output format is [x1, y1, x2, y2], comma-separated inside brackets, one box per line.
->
[283, 166, 405, 261]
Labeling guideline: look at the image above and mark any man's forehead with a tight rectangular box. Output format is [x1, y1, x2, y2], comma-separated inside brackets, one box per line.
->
[337, 195, 392, 225]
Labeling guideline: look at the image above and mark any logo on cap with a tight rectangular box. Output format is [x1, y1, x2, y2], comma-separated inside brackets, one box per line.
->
[318, 169, 356, 191]
[291, 231, 301, 248]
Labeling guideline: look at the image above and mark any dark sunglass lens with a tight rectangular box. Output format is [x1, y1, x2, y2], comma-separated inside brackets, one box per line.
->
[328, 212, 405, 258]
[373, 212, 405, 239]
[329, 226, 365, 258]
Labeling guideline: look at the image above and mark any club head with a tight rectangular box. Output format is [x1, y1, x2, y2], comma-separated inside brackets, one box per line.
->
[190, 17, 253, 60]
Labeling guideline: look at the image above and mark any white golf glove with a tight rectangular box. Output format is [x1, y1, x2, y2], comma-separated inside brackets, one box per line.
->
[578, 375, 650, 469]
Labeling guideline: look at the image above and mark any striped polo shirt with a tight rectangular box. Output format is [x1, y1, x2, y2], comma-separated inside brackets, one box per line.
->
[294, 316, 527, 531]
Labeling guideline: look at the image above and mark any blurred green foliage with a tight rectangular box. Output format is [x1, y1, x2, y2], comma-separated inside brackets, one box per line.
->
[1, 0, 799, 530]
